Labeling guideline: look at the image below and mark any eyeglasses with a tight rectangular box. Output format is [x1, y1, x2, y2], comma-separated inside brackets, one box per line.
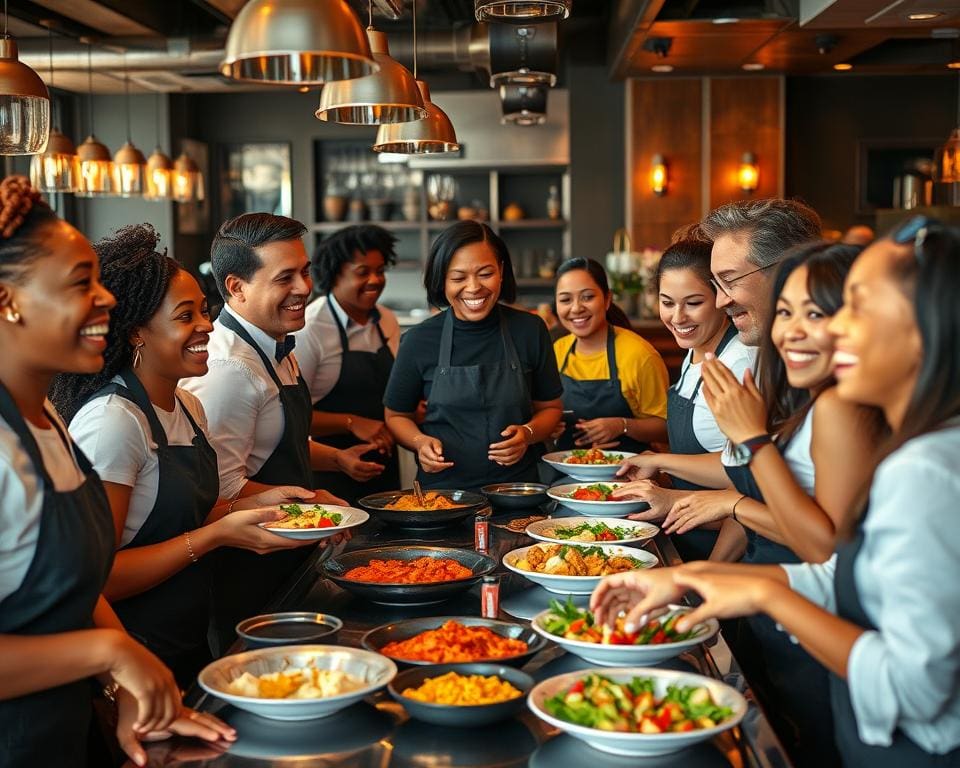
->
[710, 261, 779, 297]
[891, 215, 939, 263]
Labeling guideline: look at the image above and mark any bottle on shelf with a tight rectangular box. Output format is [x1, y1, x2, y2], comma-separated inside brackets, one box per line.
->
[546, 185, 561, 220]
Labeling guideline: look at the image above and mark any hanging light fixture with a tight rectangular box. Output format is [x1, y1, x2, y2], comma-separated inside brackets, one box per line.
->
[76, 41, 113, 197]
[144, 95, 171, 200]
[316, 0, 425, 125]
[0, 0, 50, 155]
[475, 0, 571, 23]
[221, 0, 377, 85]
[112, 52, 145, 198]
[30, 24, 79, 192]
[172, 151, 203, 204]
[373, 1, 459, 155]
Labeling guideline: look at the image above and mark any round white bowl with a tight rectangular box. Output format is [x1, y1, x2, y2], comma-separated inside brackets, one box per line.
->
[529, 605, 719, 666]
[525, 516, 658, 546]
[198, 645, 397, 721]
[502, 543, 658, 595]
[541, 450, 637, 482]
[528, 666, 747, 756]
[259, 505, 369, 541]
[547, 482, 649, 517]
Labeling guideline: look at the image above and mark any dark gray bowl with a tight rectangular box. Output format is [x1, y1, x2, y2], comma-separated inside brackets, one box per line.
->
[361, 616, 549, 668]
[322, 546, 497, 606]
[389, 663, 534, 726]
[481, 482, 548, 511]
[235, 612, 342, 649]
[358, 489, 487, 529]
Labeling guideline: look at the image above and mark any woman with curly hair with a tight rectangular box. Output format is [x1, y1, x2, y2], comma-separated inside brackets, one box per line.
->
[0, 177, 232, 767]
[51, 224, 316, 687]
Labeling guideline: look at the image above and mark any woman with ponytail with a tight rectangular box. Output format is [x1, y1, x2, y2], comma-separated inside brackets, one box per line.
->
[552, 257, 669, 451]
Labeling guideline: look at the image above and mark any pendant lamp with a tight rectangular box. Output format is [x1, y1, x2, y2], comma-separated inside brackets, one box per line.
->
[0, 0, 50, 155]
[475, 0, 571, 23]
[221, 0, 377, 85]
[172, 151, 204, 203]
[144, 93, 172, 200]
[75, 42, 113, 197]
[112, 54, 145, 197]
[316, 0, 425, 125]
[372, 4, 458, 155]
[30, 26, 79, 192]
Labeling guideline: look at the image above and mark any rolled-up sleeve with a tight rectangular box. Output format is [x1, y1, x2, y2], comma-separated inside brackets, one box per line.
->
[783, 555, 837, 612]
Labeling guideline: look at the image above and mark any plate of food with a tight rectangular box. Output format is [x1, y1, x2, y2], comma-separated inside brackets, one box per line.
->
[525, 517, 658, 546]
[358, 489, 487, 528]
[530, 598, 719, 666]
[198, 645, 396, 721]
[258, 503, 369, 541]
[541, 448, 637, 482]
[322, 546, 497, 605]
[502, 543, 658, 595]
[528, 668, 746, 756]
[547, 483, 649, 517]
[361, 616, 548, 668]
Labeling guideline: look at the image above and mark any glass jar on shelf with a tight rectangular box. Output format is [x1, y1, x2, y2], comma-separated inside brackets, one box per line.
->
[546, 184, 561, 220]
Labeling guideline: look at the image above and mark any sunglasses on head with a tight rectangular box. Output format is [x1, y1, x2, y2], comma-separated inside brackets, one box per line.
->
[891, 215, 942, 263]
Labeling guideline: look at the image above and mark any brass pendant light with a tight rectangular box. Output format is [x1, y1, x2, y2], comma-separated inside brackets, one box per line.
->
[144, 95, 172, 200]
[30, 25, 79, 192]
[221, 0, 377, 85]
[316, 0, 425, 125]
[373, 3, 459, 155]
[75, 42, 113, 197]
[172, 151, 204, 204]
[112, 53, 145, 198]
[0, 0, 50, 155]
[475, 0, 571, 23]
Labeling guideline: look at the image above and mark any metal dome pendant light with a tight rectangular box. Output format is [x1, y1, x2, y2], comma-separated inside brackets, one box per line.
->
[475, 0, 571, 23]
[221, 0, 377, 85]
[30, 25, 79, 192]
[0, 0, 50, 154]
[76, 41, 113, 197]
[112, 53, 145, 198]
[373, 1, 459, 155]
[316, 0, 425, 125]
[144, 94, 172, 200]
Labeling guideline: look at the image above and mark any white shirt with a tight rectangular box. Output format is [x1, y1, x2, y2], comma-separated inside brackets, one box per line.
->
[180, 304, 302, 500]
[0, 404, 86, 602]
[69, 378, 211, 547]
[674, 335, 755, 453]
[294, 294, 400, 404]
[783, 424, 960, 754]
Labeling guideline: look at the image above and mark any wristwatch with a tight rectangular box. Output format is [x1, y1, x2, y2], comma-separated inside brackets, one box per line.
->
[733, 433, 772, 465]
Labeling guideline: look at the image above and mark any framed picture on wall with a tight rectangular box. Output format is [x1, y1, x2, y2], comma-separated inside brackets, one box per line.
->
[220, 142, 293, 220]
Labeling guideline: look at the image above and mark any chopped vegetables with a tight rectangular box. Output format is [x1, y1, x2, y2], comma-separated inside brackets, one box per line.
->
[568, 483, 617, 502]
[542, 597, 705, 645]
[543, 521, 637, 542]
[379, 620, 528, 663]
[563, 448, 625, 465]
[401, 671, 522, 706]
[272, 504, 342, 529]
[544, 673, 733, 733]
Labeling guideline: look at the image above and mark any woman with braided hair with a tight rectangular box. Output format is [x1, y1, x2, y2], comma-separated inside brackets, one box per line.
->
[51, 224, 320, 687]
[0, 177, 233, 767]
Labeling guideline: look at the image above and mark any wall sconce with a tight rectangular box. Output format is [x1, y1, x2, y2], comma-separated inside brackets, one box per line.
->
[738, 152, 759, 193]
[650, 154, 668, 196]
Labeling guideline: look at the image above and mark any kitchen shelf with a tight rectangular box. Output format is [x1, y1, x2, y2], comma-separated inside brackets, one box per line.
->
[499, 219, 566, 230]
[309, 220, 421, 233]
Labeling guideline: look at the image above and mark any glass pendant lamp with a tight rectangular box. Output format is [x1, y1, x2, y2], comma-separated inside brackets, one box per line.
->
[30, 27, 79, 192]
[475, 0, 571, 22]
[0, 0, 49, 155]
[75, 42, 113, 197]
[111, 54, 145, 197]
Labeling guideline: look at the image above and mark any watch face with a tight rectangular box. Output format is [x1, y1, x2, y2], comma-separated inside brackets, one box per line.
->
[732, 442, 752, 466]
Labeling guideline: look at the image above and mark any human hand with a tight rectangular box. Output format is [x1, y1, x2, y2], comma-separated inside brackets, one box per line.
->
[335, 443, 385, 482]
[608, 479, 682, 522]
[614, 451, 660, 481]
[246, 485, 316, 509]
[701, 357, 767, 445]
[590, 568, 688, 632]
[415, 434, 454, 473]
[348, 415, 394, 455]
[574, 417, 626, 447]
[488, 425, 529, 466]
[550, 420, 566, 441]
[212, 508, 314, 553]
[662, 489, 740, 535]
[106, 633, 180, 736]
[669, 568, 778, 633]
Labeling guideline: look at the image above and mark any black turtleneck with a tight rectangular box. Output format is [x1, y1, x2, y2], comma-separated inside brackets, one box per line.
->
[383, 304, 563, 411]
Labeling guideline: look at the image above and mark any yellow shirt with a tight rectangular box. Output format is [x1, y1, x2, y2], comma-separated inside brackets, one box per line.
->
[554, 326, 669, 419]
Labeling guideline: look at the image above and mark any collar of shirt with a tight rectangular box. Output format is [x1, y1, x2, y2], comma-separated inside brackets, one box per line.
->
[220, 304, 293, 368]
[327, 293, 381, 331]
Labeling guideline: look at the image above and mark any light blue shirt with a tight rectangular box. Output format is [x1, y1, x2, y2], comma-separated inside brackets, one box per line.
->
[784, 423, 960, 754]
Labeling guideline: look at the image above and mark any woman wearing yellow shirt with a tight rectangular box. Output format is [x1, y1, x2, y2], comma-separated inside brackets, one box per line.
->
[553, 258, 669, 452]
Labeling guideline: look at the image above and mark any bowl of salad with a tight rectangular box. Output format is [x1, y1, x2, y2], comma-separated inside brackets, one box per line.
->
[525, 517, 658, 546]
[531, 598, 719, 666]
[547, 482, 649, 517]
[258, 503, 369, 541]
[502, 543, 658, 595]
[542, 449, 637, 482]
[527, 668, 746, 756]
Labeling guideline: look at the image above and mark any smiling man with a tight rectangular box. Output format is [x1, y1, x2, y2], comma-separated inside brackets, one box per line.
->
[700, 198, 821, 346]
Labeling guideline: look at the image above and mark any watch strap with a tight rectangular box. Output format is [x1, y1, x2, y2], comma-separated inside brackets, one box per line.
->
[741, 433, 772, 462]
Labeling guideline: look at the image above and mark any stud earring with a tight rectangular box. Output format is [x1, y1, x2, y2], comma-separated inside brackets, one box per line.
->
[2, 303, 21, 323]
[132, 340, 145, 368]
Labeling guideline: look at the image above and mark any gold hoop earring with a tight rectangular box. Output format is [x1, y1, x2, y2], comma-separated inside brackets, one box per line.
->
[2, 303, 21, 323]
[132, 340, 145, 368]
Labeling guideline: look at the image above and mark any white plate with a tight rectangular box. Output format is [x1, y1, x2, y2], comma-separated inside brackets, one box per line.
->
[259, 505, 369, 541]
[525, 516, 658, 546]
[198, 645, 396, 721]
[530, 605, 719, 666]
[502, 543, 658, 595]
[527, 666, 747, 756]
[541, 450, 637, 482]
[547, 483, 649, 517]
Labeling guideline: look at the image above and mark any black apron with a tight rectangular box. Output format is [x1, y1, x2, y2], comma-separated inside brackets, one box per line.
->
[664, 323, 739, 561]
[831, 515, 960, 767]
[418, 307, 538, 491]
[0, 385, 114, 768]
[555, 327, 650, 455]
[311, 301, 399, 504]
[99, 370, 219, 688]
[213, 312, 315, 651]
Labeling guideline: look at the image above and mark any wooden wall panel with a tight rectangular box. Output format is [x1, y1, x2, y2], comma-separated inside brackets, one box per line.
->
[628, 78, 702, 249]
[709, 77, 783, 209]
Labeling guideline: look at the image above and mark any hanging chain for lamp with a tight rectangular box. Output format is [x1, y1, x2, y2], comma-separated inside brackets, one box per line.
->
[87, 42, 95, 137]
[413, 0, 417, 80]
[124, 52, 131, 141]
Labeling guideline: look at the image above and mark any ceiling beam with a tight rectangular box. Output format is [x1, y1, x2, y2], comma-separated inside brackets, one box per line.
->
[608, 0, 669, 79]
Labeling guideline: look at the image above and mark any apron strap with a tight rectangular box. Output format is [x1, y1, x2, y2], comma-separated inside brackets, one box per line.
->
[329, 298, 391, 353]
[116, 369, 170, 450]
[560, 327, 619, 379]
[219, 310, 288, 392]
[675, 322, 740, 399]
[438, 308, 454, 371]
[499, 310, 523, 372]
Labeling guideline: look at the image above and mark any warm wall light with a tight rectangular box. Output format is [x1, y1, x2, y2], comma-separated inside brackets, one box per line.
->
[738, 152, 759, 193]
[833, 62, 853, 71]
[650, 154, 667, 196]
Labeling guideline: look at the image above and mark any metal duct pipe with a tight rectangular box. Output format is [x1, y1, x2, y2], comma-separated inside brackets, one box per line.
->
[388, 24, 490, 74]
[16, 37, 226, 75]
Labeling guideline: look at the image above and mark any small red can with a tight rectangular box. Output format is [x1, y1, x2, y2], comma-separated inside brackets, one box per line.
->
[481, 575, 500, 618]
[474, 511, 490, 553]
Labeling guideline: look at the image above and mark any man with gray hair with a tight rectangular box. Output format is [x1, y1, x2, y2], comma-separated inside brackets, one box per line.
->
[701, 198, 821, 346]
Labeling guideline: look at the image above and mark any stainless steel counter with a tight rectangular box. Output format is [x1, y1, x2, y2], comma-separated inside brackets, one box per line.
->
[137, 506, 792, 768]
